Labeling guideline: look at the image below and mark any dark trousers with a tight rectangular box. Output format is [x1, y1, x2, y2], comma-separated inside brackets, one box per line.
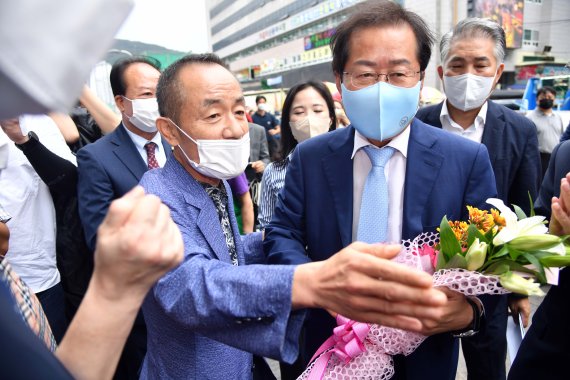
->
[113, 319, 147, 380]
[462, 294, 508, 380]
[508, 268, 570, 380]
[36, 282, 68, 343]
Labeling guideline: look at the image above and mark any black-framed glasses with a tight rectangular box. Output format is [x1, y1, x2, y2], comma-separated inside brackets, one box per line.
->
[343, 69, 421, 88]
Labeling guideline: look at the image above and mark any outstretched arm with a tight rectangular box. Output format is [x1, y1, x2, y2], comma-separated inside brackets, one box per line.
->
[56, 187, 183, 380]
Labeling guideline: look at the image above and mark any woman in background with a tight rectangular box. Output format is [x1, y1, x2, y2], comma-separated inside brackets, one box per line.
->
[258, 81, 337, 229]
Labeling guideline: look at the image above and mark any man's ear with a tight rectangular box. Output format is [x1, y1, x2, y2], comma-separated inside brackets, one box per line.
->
[494, 63, 505, 86]
[115, 95, 126, 114]
[156, 117, 180, 146]
[335, 73, 342, 94]
[437, 65, 444, 81]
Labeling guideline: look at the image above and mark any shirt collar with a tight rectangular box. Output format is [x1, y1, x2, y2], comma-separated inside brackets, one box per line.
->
[123, 124, 162, 152]
[351, 124, 410, 159]
[440, 100, 488, 131]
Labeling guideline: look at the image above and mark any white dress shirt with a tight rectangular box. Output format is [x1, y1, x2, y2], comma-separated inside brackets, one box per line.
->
[440, 101, 488, 143]
[0, 114, 77, 292]
[352, 127, 409, 244]
[124, 125, 167, 167]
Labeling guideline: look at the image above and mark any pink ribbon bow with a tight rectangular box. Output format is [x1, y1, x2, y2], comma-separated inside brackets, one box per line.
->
[306, 315, 370, 380]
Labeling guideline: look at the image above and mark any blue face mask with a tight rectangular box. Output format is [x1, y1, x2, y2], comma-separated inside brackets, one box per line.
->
[341, 81, 421, 141]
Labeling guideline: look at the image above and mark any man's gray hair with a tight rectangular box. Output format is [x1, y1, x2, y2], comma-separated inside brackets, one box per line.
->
[440, 18, 506, 64]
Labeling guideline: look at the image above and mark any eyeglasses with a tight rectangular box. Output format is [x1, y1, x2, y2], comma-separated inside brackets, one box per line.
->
[343, 69, 421, 89]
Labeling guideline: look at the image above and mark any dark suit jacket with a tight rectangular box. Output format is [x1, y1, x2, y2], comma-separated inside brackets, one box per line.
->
[416, 100, 541, 215]
[77, 123, 171, 251]
[248, 122, 270, 166]
[509, 140, 570, 379]
[534, 140, 570, 219]
[264, 120, 497, 380]
[508, 266, 570, 380]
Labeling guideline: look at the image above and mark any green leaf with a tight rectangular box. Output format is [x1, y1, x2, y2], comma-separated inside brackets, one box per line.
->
[507, 246, 524, 261]
[484, 227, 495, 242]
[445, 253, 468, 269]
[439, 216, 462, 260]
[521, 252, 547, 284]
[466, 224, 488, 246]
[485, 263, 511, 276]
[435, 251, 447, 271]
[512, 204, 527, 220]
[490, 245, 509, 259]
[528, 193, 535, 217]
[540, 255, 570, 267]
[482, 259, 538, 276]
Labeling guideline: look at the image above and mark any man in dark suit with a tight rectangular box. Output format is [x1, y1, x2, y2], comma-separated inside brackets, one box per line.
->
[77, 56, 170, 379]
[246, 122, 270, 182]
[246, 122, 270, 227]
[508, 144, 570, 380]
[415, 18, 541, 380]
[264, 2, 497, 379]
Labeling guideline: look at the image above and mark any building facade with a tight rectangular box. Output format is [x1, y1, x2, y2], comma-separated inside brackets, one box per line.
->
[208, 0, 569, 96]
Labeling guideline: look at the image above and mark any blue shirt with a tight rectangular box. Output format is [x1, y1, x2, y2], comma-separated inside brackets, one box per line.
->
[252, 112, 280, 132]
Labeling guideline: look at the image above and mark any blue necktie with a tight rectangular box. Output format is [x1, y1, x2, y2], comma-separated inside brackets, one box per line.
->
[357, 145, 395, 244]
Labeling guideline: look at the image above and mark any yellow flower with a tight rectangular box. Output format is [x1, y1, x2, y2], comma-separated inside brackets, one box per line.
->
[467, 206, 495, 233]
[491, 209, 506, 230]
[448, 220, 469, 245]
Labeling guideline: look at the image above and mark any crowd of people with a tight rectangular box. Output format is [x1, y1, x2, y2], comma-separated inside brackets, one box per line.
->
[2, 0, 570, 379]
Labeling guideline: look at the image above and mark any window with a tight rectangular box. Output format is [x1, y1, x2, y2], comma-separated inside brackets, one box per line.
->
[523, 29, 539, 48]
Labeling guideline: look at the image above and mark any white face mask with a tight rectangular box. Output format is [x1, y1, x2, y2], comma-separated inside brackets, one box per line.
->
[171, 120, 250, 180]
[124, 97, 159, 133]
[443, 73, 496, 111]
[289, 115, 330, 143]
[257, 103, 268, 112]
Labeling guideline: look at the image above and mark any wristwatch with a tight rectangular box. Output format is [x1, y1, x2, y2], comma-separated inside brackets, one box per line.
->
[14, 131, 39, 153]
[452, 296, 485, 338]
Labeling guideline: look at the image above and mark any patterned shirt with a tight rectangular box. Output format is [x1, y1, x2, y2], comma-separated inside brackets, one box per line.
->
[258, 156, 290, 229]
[0, 258, 57, 352]
[201, 182, 239, 265]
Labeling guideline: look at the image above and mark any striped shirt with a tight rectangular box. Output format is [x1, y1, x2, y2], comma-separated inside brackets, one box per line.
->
[258, 156, 290, 229]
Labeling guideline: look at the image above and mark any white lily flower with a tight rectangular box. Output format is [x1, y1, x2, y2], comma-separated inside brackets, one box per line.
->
[546, 243, 566, 256]
[486, 198, 547, 245]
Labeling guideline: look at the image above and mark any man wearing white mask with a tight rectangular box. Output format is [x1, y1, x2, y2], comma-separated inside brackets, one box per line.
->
[416, 17, 541, 380]
[77, 56, 170, 380]
[139, 53, 458, 379]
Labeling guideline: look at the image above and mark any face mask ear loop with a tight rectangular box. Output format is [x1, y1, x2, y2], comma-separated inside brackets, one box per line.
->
[169, 118, 199, 146]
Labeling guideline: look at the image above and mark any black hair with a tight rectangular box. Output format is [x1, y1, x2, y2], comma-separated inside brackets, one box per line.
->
[255, 95, 267, 104]
[331, 0, 434, 76]
[109, 56, 161, 97]
[278, 81, 337, 162]
[537, 86, 556, 98]
[156, 53, 228, 124]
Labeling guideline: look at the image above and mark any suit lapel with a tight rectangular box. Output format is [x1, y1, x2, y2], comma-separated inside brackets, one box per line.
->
[178, 165, 233, 264]
[111, 124, 148, 181]
[402, 120, 445, 239]
[322, 127, 355, 247]
[481, 101, 505, 166]
[425, 102, 444, 128]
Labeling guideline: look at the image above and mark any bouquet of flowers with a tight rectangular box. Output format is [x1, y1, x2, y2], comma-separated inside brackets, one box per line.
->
[299, 198, 570, 380]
